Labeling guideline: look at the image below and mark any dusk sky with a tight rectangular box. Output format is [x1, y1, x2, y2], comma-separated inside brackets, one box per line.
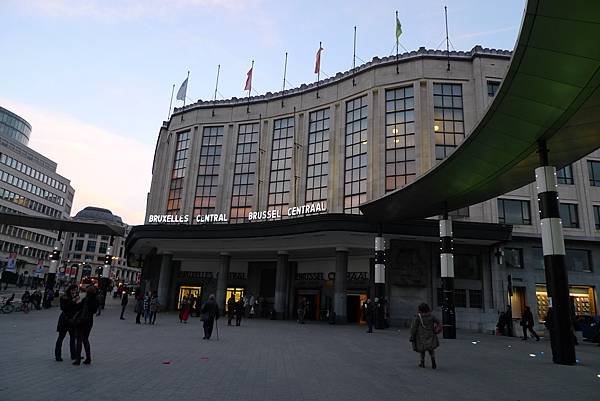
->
[0, 0, 526, 225]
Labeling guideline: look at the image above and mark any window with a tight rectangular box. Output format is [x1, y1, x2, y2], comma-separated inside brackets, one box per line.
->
[344, 96, 368, 214]
[74, 240, 84, 252]
[455, 289, 467, 307]
[560, 203, 579, 228]
[504, 248, 523, 269]
[566, 249, 592, 272]
[557, 164, 574, 185]
[194, 126, 223, 218]
[454, 254, 481, 280]
[588, 160, 600, 186]
[268, 117, 294, 217]
[469, 289, 483, 309]
[98, 242, 108, 254]
[86, 240, 97, 253]
[487, 80, 500, 97]
[73, 254, 81, 259]
[166, 131, 190, 215]
[594, 205, 600, 230]
[385, 86, 416, 191]
[434, 83, 464, 160]
[306, 108, 330, 207]
[531, 247, 544, 270]
[230, 123, 259, 223]
[497, 199, 531, 225]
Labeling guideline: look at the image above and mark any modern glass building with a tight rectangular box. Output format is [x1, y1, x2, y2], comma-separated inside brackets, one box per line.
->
[0, 106, 75, 282]
[127, 46, 600, 331]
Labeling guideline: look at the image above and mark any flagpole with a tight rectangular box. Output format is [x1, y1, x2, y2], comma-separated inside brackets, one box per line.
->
[168, 84, 175, 120]
[317, 41, 321, 99]
[396, 11, 399, 74]
[445, 6, 450, 71]
[352, 26, 357, 86]
[212, 64, 220, 117]
[247, 60, 254, 114]
[181, 70, 189, 122]
[282, 52, 288, 107]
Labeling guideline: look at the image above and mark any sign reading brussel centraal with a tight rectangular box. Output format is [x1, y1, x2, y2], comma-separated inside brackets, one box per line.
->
[147, 201, 327, 224]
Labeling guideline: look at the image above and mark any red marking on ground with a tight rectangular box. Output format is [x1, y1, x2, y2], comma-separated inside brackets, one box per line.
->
[162, 361, 171, 365]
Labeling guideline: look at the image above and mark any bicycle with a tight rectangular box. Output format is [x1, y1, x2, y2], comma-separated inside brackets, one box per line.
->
[0, 297, 15, 314]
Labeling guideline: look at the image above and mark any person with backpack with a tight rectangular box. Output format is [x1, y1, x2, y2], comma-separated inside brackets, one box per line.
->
[73, 286, 99, 365]
[409, 302, 441, 369]
[54, 285, 79, 362]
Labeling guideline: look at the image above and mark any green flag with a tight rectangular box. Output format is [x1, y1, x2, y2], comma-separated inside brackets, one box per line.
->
[396, 15, 402, 42]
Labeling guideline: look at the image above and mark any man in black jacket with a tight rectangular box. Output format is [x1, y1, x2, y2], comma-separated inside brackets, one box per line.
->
[120, 290, 128, 320]
[201, 294, 220, 340]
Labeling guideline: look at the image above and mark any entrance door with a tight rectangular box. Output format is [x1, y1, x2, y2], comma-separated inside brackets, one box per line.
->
[296, 289, 321, 320]
[178, 286, 202, 310]
[225, 287, 245, 312]
[510, 286, 526, 319]
[347, 293, 368, 324]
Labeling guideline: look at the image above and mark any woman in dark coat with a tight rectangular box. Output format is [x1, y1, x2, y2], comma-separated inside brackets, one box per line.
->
[409, 303, 440, 369]
[73, 286, 99, 365]
[55, 285, 80, 361]
[201, 294, 220, 340]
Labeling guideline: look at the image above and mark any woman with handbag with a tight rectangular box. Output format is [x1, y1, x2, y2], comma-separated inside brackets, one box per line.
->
[73, 286, 99, 365]
[54, 285, 79, 362]
[409, 302, 441, 369]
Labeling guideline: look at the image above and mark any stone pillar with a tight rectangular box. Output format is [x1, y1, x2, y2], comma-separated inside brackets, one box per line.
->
[440, 214, 456, 339]
[157, 253, 173, 308]
[536, 142, 576, 365]
[334, 248, 348, 323]
[274, 251, 289, 319]
[216, 253, 231, 313]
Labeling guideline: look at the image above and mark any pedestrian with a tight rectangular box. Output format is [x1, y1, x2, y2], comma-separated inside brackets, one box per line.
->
[120, 289, 129, 320]
[235, 297, 244, 326]
[96, 291, 105, 316]
[73, 286, 99, 365]
[55, 285, 79, 362]
[200, 294, 220, 339]
[227, 295, 236, 326]
[134, 288, 143, 324]
[363, 298, 374, 333]
[179, 296, 191, 323]
[143, 292, 151, 323]
[21, 290, 31, 313]
[297, 297, 307, 324]
[149, 291, 159, 325]
[409, 302, 441, 369]
[520, 306, 540, 341]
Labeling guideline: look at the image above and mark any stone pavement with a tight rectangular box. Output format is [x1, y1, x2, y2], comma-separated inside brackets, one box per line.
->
[0, 297, 598, 401]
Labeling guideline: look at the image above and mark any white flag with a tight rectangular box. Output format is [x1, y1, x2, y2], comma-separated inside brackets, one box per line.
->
[176, 77, 188, 101]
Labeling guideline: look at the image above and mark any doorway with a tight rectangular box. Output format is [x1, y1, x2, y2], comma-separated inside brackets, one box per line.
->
[510, 286, 526, 319]
[225, 287, 245, 312]
[295, 289, 321, 320]
[347, 293, 368, 324]
[177, 285, 202, 310]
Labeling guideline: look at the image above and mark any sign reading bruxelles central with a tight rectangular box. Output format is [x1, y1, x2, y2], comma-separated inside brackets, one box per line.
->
[147, 201, 327, 224]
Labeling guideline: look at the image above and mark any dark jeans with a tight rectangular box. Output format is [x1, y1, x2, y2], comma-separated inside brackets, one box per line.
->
[522, 325, 540, 339]
[135, 311, 142, 324]
[149, 311, 157, 324]
[75, 324, 92, 361]
[420, 349, 435, 360]
[55, 328, 76, 360]
[235, 314, 242, 326]
[120, 305, 126, 319]
[203, 319, 215, 339]
[367, 318, 374, 333]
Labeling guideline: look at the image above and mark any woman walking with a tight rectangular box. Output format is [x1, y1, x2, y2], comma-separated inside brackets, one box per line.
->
[179, 295, 191, 323]
[409, 303, 441, 369]
[54, 285, 79, 362]
[149, 291, 159, 325]
[73, 286, 99, 365]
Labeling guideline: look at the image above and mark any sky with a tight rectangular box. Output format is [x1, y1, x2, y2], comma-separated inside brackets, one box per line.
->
[0, 0, 526, 225]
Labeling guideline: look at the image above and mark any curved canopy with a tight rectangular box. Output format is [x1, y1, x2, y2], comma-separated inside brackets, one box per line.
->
[360, 0, 600, 222]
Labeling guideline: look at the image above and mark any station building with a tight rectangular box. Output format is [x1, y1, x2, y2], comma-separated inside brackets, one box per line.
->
[127, 46, 600, 331]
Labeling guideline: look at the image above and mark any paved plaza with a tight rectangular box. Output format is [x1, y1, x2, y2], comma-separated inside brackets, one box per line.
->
[0, 297, 598, 401]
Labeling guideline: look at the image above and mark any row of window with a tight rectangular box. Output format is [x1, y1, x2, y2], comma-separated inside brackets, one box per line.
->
[498, 198, 600, 229]
[0, 124, 29, 146]
[70, 239, 109, 254]
[0, 224, 55, 247]
[0, 188, 62, 218]
[555, 162, 600, 187]
[504, 247, 593, 272]
[0, 169, 65, 206]
[0, 153, 67, 193]
[0, 241, 49, 261]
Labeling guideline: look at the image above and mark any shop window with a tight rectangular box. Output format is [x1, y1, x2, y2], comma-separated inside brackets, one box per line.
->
[177, 286, 202, 310]
[468, 289, 483, 309]
[504, 248, 523, 269]
[225, 287, 245, 312]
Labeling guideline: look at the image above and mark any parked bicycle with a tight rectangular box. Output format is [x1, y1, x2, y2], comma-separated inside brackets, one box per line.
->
[1, 294, 16, 314]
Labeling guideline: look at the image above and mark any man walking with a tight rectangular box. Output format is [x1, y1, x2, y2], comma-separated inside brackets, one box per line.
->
[120, 290, 128, 320]
[520, 306, 540, 341]
[201, 294, 220, 340]
[364, 298, 375, 333]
